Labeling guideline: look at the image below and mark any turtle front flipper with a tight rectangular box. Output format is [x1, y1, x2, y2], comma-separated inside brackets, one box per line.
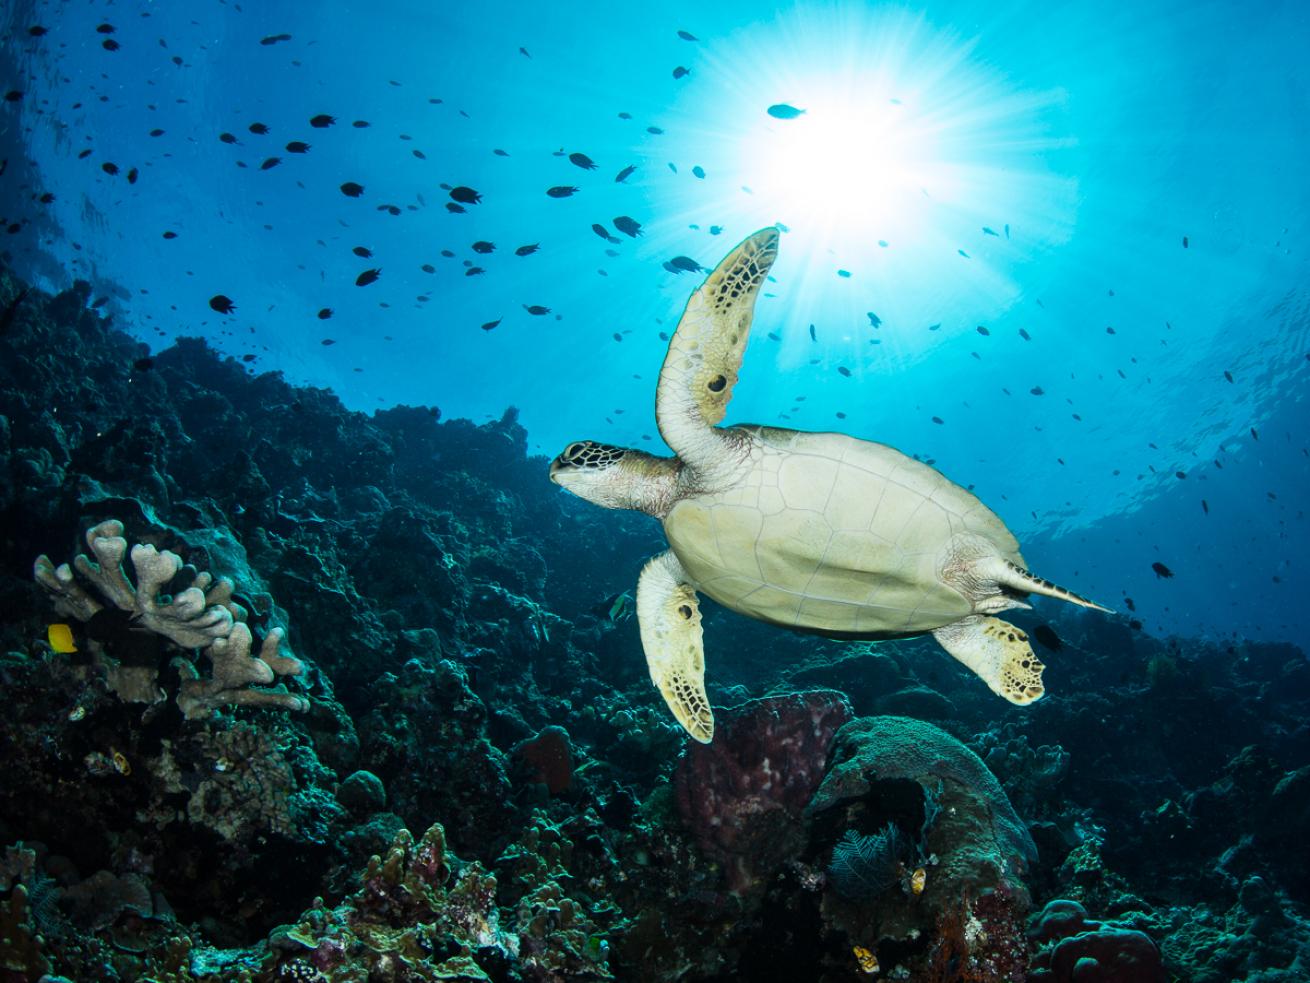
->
[636, 551, 714, 743]
[932, 616, 1045, 705]
[656, 227, 779, 472]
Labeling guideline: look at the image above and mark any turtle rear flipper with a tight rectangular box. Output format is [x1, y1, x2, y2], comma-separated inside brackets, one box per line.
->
[932, 616, 1045, 705]
[637, 551, 714, 743]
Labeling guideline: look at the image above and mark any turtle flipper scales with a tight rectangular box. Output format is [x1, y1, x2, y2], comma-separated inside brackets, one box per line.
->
[656, 227, 779, 470]
[932, 616, 1045, 705]
[636, 550, 714, 743]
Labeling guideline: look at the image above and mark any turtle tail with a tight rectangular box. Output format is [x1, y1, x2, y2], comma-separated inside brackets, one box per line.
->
[987, 558, 1114, 614]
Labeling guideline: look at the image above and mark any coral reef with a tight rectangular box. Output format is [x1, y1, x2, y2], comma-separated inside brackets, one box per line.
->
[674, 690, 852, 894]
[0, 264, 1307, 980]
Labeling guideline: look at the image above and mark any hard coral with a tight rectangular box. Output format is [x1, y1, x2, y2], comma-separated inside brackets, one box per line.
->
[513, 725, 575, 795]
[33, 518, 308, 719]
[674, 690, 852, 894]
[1028, 898, 1165, 982]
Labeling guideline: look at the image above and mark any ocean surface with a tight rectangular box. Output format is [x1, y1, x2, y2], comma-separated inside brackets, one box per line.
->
[3, 0, 1307, 643]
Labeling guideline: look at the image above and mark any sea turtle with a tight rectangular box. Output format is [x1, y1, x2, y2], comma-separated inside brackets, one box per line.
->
[550, 227, 1110, 743]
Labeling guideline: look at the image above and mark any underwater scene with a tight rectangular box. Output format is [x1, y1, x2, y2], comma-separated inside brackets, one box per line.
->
[0, 0, 1307, 980]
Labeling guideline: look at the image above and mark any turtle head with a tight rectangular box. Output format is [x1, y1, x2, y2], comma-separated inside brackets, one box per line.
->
[550, 440, 678, 517]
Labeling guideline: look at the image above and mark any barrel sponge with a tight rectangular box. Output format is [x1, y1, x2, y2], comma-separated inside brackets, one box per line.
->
[807, 716, 1037, 895]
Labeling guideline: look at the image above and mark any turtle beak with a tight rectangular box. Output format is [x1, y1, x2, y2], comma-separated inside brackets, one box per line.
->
[548, 456, 568, 483]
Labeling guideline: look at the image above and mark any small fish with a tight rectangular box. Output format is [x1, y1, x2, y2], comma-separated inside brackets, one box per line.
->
[102, 38, 119, 51]
[977, 325, 990, 336]
[1129, 618, 1143, 630]
[692, 165, 705, 179]
[340, 181, 365, 197]
[355, 268, 381, 286]
[102, 162, 119, 175]
[28, 26, 48, 36]
[1151, 562, 1174, 579]
[677, 29, 698, 41]
[1030, 386, 1045, 396]
[853, 946, 879, 975]
[260, 156, 281, 170]
[162, 231, 177, 239]
[647, 126, 664, 135]
[465, 267, 484, 276]
[592, 223, 618, 243]
[446, 203, 465, 214]
[667, 255, 704, 273]
[1124, 596, 1136, 611]
[867, 312, 881, 328]
[309, 113, 336, 128]
[285, 141, 310, 153]
[615, 164, 636, 183]
[493, 148, 509, 157]
[480, 319, 501, 331]
[1004, 224, 1010, 239]
[1182, 235, 1189, 248]
[837, 366, 851, 377]
[1033, 624, 1062, 652]
[673, 66, 690, 79]
[519, 46, 531, 58]
[767, 103, 806, 119]
[260, 33, 293, 45]
[352, 246, 372, 258]
[321, 338, 336, 346]
[1019, 328, 1031, 341]
[546, 185, 579, 198]
[449, 186, 482, 204]
[1201, 499, 1209, 514]
[958, 249, 970, 258]
[514, 243, 540, 256]
[472, 241, 495, 254]
[837, 269, 851, 278]
[317, 308, 333, 319]
[523, 304, 551, 316]
[909, 867, 926, 896]
[612, 215, 642, 237]
[809, 324, 817, 341]
[569, 152, 598, 170]
[219, 132, 239, 144]
[209, 294, 237, 314]
[617, 111, 633, 120]
[1223, 370, 1233, 383]
[249, 122, 269, 134]
[983, 226, 998, 236]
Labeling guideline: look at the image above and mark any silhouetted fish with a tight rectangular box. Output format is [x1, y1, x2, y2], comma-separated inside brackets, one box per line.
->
[1151, 562, 1174, 579]
[767, 103, 805, 119]
[472, 241, 495, 254]
[309, 114, 335, 128]
[1033, 624, 1062, 652]
[340, 181, 364, 197]
[355, 268, 381, 286]
[449, 186, 482, 204]
[514, 244, 540, 256]
[615, 164, 636, 183]
[612, 216, 642, 237]
[209, 295, 236, 314]
[569, 152, 598, 170]
[523, 305, 551, 315]
[547, 186, 579, 198]
[249, 122, 269, 134]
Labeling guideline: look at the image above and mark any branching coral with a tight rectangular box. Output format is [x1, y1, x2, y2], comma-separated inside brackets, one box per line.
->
[33, 519, 308, 718]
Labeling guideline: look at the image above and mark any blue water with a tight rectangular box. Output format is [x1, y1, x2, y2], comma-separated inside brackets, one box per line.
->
[3, 0, 1306, 643]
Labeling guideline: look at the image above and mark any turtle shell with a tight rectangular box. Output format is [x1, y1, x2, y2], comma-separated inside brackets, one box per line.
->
[663, 426, 1023, 637]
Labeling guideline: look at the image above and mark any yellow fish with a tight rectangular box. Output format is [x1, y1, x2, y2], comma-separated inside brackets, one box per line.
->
[48, 623, 77, 654]
[910, 866, 927, 895]
[853, 946, 879, 974]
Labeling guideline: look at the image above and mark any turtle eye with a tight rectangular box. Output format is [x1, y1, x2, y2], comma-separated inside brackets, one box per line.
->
[564, 441, 587, 462]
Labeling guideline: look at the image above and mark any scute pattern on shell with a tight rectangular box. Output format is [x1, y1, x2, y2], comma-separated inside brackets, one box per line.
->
[664, 426, 1022, 637]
